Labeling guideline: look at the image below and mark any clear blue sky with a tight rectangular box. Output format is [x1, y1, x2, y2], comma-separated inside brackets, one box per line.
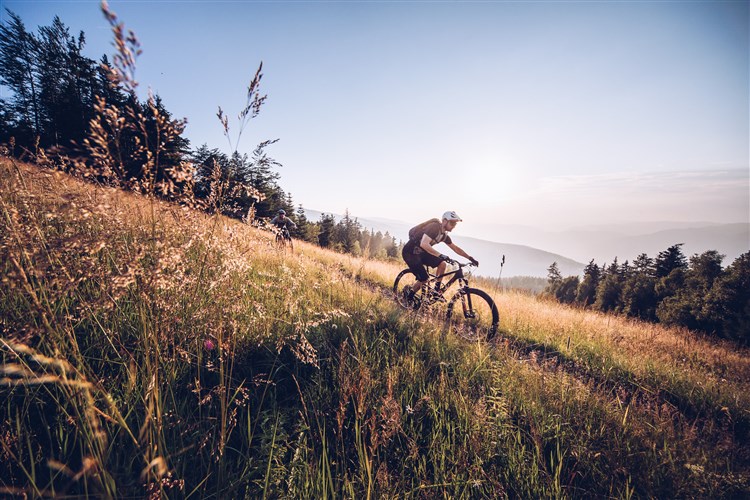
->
[2, 0, 748, 238]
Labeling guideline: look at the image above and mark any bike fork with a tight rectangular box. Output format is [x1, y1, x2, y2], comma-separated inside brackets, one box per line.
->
[461, 289, 476, 319]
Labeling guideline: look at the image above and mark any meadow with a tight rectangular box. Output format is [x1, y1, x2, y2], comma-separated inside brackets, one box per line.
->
[1, 157, 749, 498]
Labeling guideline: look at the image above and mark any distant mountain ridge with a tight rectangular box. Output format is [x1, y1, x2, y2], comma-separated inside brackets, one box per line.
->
[472, 221, 749, 267]
[457, 236, 585, 279]
[558, 223, 749, 264]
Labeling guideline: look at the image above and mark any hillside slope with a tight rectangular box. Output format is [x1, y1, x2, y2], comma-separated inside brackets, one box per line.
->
[2, 159, 749, 498]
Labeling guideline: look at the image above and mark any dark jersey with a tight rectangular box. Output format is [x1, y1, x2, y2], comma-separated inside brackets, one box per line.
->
[270, 215, 296, 230]
[404, 220, 452, 254]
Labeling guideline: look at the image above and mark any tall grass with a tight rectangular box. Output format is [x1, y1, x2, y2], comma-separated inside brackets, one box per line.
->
[2, 157, 749, 498]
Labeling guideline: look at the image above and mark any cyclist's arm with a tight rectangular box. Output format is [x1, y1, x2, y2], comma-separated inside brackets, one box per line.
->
[447, 242, 472, 260]
[419, 234, 442, 257]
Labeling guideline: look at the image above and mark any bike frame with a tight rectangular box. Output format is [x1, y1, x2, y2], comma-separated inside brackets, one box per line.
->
[395, 260, 498, 339]
[420, 263, 472, 306]
[274, 227, 293, 252]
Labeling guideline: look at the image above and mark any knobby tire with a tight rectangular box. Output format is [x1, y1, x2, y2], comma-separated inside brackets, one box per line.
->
[446, 288, 499, 341]
[393, 269, 420, 309]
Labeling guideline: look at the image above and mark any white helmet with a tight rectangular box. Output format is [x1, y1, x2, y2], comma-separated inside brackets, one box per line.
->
[442, 210, 462, 222]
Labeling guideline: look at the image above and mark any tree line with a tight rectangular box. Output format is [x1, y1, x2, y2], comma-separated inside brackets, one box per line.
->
[298, 210, 401, 259]
[544, 244, 750, 344]
[0, 9, 401, 262]
[0, 9, 289, 218]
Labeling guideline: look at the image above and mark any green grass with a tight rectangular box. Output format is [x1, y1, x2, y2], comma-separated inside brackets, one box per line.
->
[1, 158, 749, 498]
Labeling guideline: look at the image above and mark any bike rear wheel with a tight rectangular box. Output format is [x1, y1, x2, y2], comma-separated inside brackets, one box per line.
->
[393, 269, 425, 309]
[446, 287, 499, 340]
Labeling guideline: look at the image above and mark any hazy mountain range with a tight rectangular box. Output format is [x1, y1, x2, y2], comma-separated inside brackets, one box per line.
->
[472, 221, 750, 269]
[304, 210, 749, 279]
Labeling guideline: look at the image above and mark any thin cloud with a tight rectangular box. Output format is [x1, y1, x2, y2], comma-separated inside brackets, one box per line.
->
[538, 169, 747, 196]
[512, 169, 749, 227]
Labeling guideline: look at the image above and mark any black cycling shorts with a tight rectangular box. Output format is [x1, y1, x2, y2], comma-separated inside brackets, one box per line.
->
[402, 245, 442, 282]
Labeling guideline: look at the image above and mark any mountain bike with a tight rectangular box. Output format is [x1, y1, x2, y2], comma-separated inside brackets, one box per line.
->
[393, 261, 499, 340]
[275, 227, 294, 252]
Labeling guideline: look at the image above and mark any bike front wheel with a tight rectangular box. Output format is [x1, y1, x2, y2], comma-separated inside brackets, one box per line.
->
[446, 288, 499, 340]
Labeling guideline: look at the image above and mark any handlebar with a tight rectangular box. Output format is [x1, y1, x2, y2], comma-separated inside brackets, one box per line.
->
[452, 260, 477, 268]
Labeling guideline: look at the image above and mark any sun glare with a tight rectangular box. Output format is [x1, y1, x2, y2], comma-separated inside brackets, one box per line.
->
[463, 162, 526, 205]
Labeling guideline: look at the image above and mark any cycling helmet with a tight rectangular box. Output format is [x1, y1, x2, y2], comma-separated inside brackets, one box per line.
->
[442, 211, 462, 222]
[277, 209, 286, 215]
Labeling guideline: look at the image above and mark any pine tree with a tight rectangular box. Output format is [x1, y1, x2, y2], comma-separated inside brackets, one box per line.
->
[0, 98, 14, 144]
[317, 213, 336, 248]
[140, 94, 191, 197]
[653, 244, 689, 323]
[191, 144, 229, 199]
[246, 140, 281, 195]
[576, 259, 600, 307]
[36, 17, 76, 147]
[703, 251, 750, 343]
[595, 258, 624, 312]
[556, 276, 580, 304]
[620, 253, 657, 321]
[293, 204, 310, 239]
[544, 262, 563, 296]
[657, 251, 725, 331]
[333, 210, 361, 253]
[655, 244, 688, 278]
[0, 13, 102, 153]
[359, 229, 372, 257]
[0, 10, 40, 148]
[383, 232, 399, 258]
[223, 151, 255, 217]
[370, 231, 386, 259]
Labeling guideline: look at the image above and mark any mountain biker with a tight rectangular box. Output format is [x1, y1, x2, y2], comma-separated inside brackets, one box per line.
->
[402, 211, 478, 303]
[270, 209, 297, 234]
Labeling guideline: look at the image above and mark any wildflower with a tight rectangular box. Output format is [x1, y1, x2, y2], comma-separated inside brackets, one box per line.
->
[204, 339, 215, 351]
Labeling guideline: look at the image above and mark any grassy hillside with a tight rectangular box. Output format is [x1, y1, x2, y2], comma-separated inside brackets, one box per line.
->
[2, 158, 749, 498]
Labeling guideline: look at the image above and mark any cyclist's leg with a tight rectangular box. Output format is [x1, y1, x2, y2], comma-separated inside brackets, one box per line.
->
[402, 247, 430, 294]
[434, 260, 447, 288]
[419, 253, 443, 291]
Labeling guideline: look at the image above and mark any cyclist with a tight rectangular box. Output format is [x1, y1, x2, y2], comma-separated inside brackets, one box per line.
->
[270, 209, 297, 237]
[402, 211, 478, 303]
